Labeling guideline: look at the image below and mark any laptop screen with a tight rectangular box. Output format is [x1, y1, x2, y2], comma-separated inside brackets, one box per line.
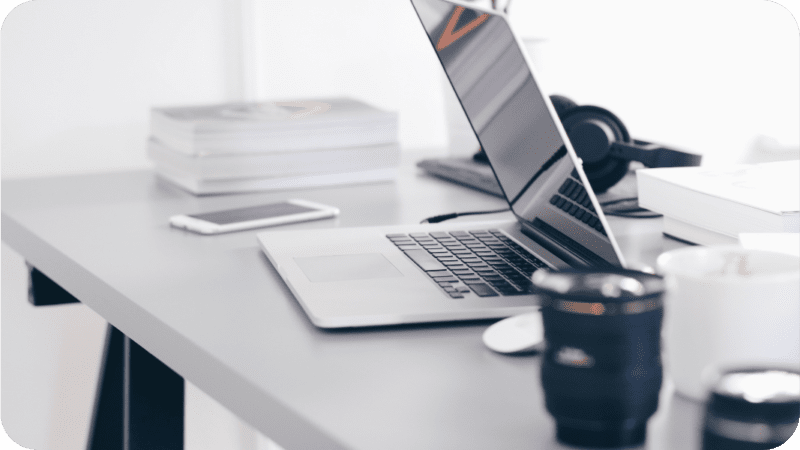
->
[411, 0, 623, 267]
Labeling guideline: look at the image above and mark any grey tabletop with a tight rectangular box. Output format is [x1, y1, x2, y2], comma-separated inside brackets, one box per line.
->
[2, 153, 700, 450]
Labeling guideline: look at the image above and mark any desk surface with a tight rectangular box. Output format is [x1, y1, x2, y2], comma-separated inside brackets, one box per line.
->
[2, 153, 700, 450]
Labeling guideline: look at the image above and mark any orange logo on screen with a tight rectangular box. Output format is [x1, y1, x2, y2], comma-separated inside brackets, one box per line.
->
[436, 6, 490, 51]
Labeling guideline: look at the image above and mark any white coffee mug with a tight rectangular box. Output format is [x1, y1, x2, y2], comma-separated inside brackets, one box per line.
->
[656, 246, 800, 400]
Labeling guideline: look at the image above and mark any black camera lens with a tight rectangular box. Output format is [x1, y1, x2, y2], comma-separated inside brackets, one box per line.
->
[532, 268, 665, 448]
[702, 369, 800, 450]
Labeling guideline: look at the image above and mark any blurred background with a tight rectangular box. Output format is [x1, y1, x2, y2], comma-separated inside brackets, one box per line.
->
[2, 0, 798, 449]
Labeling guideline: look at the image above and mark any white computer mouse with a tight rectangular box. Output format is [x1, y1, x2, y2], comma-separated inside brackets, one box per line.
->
[482, 310, 545, 354]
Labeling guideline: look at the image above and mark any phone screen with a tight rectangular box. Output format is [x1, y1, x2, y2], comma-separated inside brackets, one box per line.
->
[188, 202, 316, 225]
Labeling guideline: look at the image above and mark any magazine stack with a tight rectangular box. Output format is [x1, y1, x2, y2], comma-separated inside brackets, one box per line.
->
[148, 98, 400, 195]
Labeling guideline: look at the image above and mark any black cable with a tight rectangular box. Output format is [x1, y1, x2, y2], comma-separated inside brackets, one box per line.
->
[420, 196, 660, 224]
[603, 211, 663, 218]
[420, 208, 510, 224]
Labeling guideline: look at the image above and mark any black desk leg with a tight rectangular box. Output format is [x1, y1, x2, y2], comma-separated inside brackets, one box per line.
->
[124, 333, 184, 450]
[27, 264, 80, 306]
[87, 325, 185, 450]
[88, 325, 125, 450]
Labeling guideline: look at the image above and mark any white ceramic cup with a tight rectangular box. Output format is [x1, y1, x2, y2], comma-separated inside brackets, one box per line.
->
[656, 245, 800, 400]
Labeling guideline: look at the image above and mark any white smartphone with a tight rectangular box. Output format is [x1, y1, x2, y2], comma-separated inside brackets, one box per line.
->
[169, 199, 339, 234]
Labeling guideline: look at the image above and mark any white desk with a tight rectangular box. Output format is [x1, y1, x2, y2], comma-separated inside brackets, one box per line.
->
[2, 153, 701, 450]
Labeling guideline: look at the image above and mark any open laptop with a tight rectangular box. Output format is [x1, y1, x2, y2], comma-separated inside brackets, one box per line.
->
[257, 0, 626, 328]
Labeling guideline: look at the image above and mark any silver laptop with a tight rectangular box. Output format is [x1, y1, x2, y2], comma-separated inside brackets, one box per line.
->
[257, 0, 627, 328]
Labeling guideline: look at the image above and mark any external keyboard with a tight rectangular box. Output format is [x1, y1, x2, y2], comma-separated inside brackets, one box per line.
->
[387, 229, 547, 299]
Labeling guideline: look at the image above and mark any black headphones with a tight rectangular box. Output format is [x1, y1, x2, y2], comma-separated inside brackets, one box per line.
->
[548, 95, 702, 193]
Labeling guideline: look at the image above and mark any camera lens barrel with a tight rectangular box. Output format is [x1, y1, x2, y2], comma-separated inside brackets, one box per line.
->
[532, 268, 665, 448]
[702, 369, 800, 450]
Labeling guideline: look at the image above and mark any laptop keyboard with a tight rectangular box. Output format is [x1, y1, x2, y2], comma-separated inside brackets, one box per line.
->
[549, 170, 606, 236]
[387, 229, 547, 299]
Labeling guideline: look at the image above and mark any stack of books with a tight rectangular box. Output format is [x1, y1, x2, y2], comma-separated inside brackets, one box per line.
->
[637, 160, 800, 245]
[148, 98, 400, 194]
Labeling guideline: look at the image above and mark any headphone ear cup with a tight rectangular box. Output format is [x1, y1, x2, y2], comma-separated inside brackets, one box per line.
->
[559, 105, 631, 194]
[549, 95, 578, 120]
[581, 155, 630, 194]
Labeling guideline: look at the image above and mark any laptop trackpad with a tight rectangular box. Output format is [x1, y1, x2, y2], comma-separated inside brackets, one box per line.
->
[294, 254, 404, 283]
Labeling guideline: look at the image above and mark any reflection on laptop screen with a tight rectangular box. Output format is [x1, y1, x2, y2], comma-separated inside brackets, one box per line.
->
[411, 0, 623, 267]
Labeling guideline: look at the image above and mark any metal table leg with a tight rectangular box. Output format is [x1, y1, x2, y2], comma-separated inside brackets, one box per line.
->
[88, 325, 125, 450]
[87, 325, 185, 450]
[123, 332, 184, 450]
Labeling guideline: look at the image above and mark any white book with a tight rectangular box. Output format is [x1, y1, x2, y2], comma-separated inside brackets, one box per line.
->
[147, 138, 400, 180]
[156, 166, 398, 195]
[150, 98, 398, 156]
[637, 161, 800, 239]
[662, 216, 739, 246]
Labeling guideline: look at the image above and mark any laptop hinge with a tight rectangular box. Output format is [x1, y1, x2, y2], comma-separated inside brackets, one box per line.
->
[519, 220, 614, 269]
